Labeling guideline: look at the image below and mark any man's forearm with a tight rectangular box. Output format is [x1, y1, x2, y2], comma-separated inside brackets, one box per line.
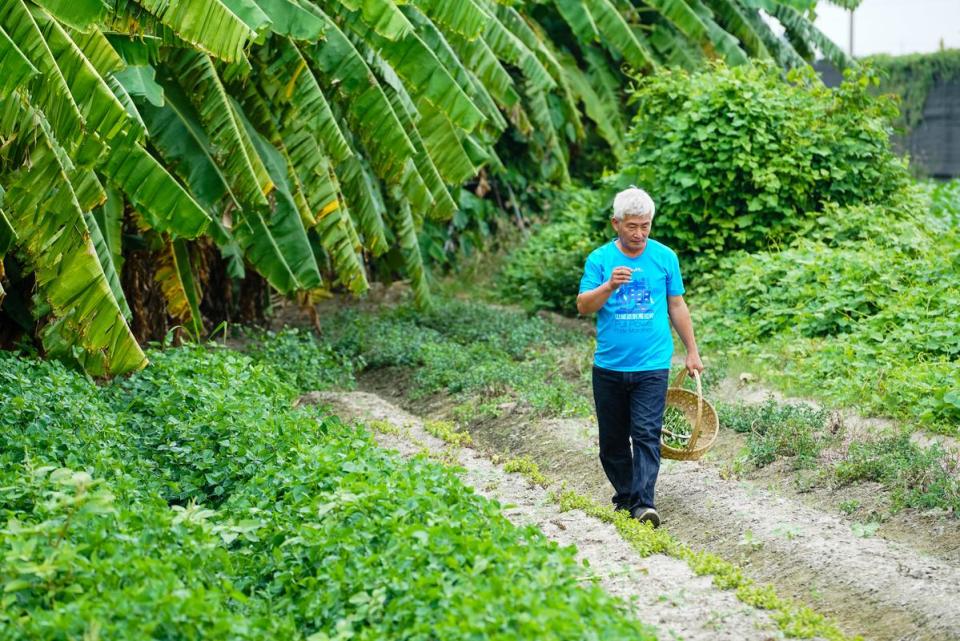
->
[669, 302, 699, 355]
[577, 282, 614, 315]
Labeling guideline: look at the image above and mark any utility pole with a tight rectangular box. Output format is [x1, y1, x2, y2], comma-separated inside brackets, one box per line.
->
[848, 8, 855, 58]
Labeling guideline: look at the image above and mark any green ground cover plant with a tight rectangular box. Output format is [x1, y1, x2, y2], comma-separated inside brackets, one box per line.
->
[328, 299, 593, 417]
[0, 345, 654, 640]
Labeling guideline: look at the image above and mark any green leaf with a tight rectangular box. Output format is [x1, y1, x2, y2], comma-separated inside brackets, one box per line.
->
[99, 130, 212, 239]
[114, 64, 165, 107]
[32, 0, 109, 30]
[0, 23, 38, 99]
[581, 0, 656, 72]
[554, 0, 600, 44]
[136, 0, 257, 63]
[4, 113, 145, 375]
[252, 0, 325, 39]
[306, 7, 416, 184]
[167, 49, 273, 206]
[83, 208, 132, 321]
[334, 0, 413, 41]
[412, 0, 489, 40]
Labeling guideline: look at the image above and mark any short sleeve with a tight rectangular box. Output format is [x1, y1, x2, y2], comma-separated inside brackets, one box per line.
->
[666, 252, 685, 296]
[579, 252, 604, 294]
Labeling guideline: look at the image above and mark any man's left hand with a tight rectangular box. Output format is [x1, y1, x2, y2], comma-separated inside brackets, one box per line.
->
[685, 351, 705, 376]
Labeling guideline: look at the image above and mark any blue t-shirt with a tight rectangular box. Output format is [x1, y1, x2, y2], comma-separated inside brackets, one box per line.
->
[578, 238, 685, 372]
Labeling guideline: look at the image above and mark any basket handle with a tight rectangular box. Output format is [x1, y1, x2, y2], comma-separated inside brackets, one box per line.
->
[672, 369, 704, 451]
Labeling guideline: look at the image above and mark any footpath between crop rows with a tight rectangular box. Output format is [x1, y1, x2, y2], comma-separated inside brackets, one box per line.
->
[340, 379, 960, 641]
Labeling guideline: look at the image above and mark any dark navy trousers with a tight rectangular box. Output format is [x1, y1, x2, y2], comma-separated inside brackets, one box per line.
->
[592, 366, 669, 512]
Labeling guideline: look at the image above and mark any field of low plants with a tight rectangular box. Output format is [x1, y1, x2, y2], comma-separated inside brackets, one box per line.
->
[0, 344, 653, 640]
[3, 0, 959, 637]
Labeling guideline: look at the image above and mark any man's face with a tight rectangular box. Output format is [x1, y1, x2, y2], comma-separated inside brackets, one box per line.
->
[611, 214, 652, 253]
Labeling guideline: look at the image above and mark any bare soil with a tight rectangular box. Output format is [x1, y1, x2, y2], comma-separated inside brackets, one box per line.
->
[359, 373, 960, 641]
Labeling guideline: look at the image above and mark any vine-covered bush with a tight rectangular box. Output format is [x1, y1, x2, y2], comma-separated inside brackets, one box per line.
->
[616, 62, 911, 265]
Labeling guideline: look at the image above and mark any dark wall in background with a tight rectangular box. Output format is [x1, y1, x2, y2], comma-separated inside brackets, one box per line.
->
[816, 60, 960, 179]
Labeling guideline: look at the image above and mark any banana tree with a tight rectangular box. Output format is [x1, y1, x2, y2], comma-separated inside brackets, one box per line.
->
[0, 0, 852, 375]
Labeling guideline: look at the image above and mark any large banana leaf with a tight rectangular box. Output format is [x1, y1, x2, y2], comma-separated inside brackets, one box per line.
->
[389, 195, 430, 309]
[99, 129, 212, 238]
[768, 3, 852, 69]
[135, 0, 257, 63]
[305, 6, 416, 183]
[254, 37, 351, 163]
[412, 0, 488, 40]
[4, 110, 145, 374]
[83, 208, 132, 321]
[328, 0, 412, 41]
[168, 49, 273, 206]
[32, 0, 109, 31]
[232, 99, 322, 293]
[342, 8, 485, 135]
[0, 23, 37, 99]
[582, 0, 656, 72]
[252, 0, 325, 40]
[0, 0, 83, 148]
[554, 0, 600, 44]
[703, 0, 771, 59]
[155, 237, 204, 337]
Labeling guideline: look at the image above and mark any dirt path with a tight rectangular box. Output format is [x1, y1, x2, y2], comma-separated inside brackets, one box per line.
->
[310, 391, 789, 641]
[437, 406, 960, 641]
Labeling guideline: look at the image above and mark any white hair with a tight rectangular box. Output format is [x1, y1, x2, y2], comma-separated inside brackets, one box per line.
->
[612, 187, 655, 220]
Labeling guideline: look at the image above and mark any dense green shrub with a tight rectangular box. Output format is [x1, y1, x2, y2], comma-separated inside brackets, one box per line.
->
[0, 346, 651, 640]
[497, 188, 608, 314]
[617, 62, 911, 265]
[696, 183, 960, 428]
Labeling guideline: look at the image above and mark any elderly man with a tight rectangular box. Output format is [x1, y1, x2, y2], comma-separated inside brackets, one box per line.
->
[576, 187, 703, 527]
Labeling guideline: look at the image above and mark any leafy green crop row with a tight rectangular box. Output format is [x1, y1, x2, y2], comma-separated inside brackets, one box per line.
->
[0, 345, 652, 640]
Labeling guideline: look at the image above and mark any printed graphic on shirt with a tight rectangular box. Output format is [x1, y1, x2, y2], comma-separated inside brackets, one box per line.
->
[613, 268, 653, 324]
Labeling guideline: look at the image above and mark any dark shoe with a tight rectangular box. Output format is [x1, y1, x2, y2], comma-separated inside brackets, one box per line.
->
[631, 507, 661, 528]
[614, 504, 630, 514]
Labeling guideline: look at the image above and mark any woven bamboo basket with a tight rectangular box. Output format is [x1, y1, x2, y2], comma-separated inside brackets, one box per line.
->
[661, 369, 719, 461]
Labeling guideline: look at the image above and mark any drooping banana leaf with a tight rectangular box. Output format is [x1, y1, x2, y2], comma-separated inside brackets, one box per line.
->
[83, 208, 132, 321]
[0, 23, 38, 99]
[167, 49, 273, 206]
[581, 0, 656, 72]
[305, 5, 416, 184]
[135, 0, 257, 63]
[703, 0, 771, 60]
[341, 7, 485, 135]
[413, 0, 490, 41]
[99, 129, 212, 238]
[554, 0, 600, 43]
[31, 0, 109, 31]
[328, 0, 413, 41]
[768, 3, 852, 69]
[0, 0, 84, 148]
[4, 112, 145, 375]
[252, 0, 326, 40]
[231, 98, 322, 293]
[155, 236, 204, 337]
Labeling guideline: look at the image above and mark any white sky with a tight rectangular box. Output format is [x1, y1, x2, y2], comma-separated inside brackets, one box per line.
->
[814, 0, 960, 57]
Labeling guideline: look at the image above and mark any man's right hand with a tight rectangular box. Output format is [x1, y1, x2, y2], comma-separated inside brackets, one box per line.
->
[607, 267, 634, 291]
